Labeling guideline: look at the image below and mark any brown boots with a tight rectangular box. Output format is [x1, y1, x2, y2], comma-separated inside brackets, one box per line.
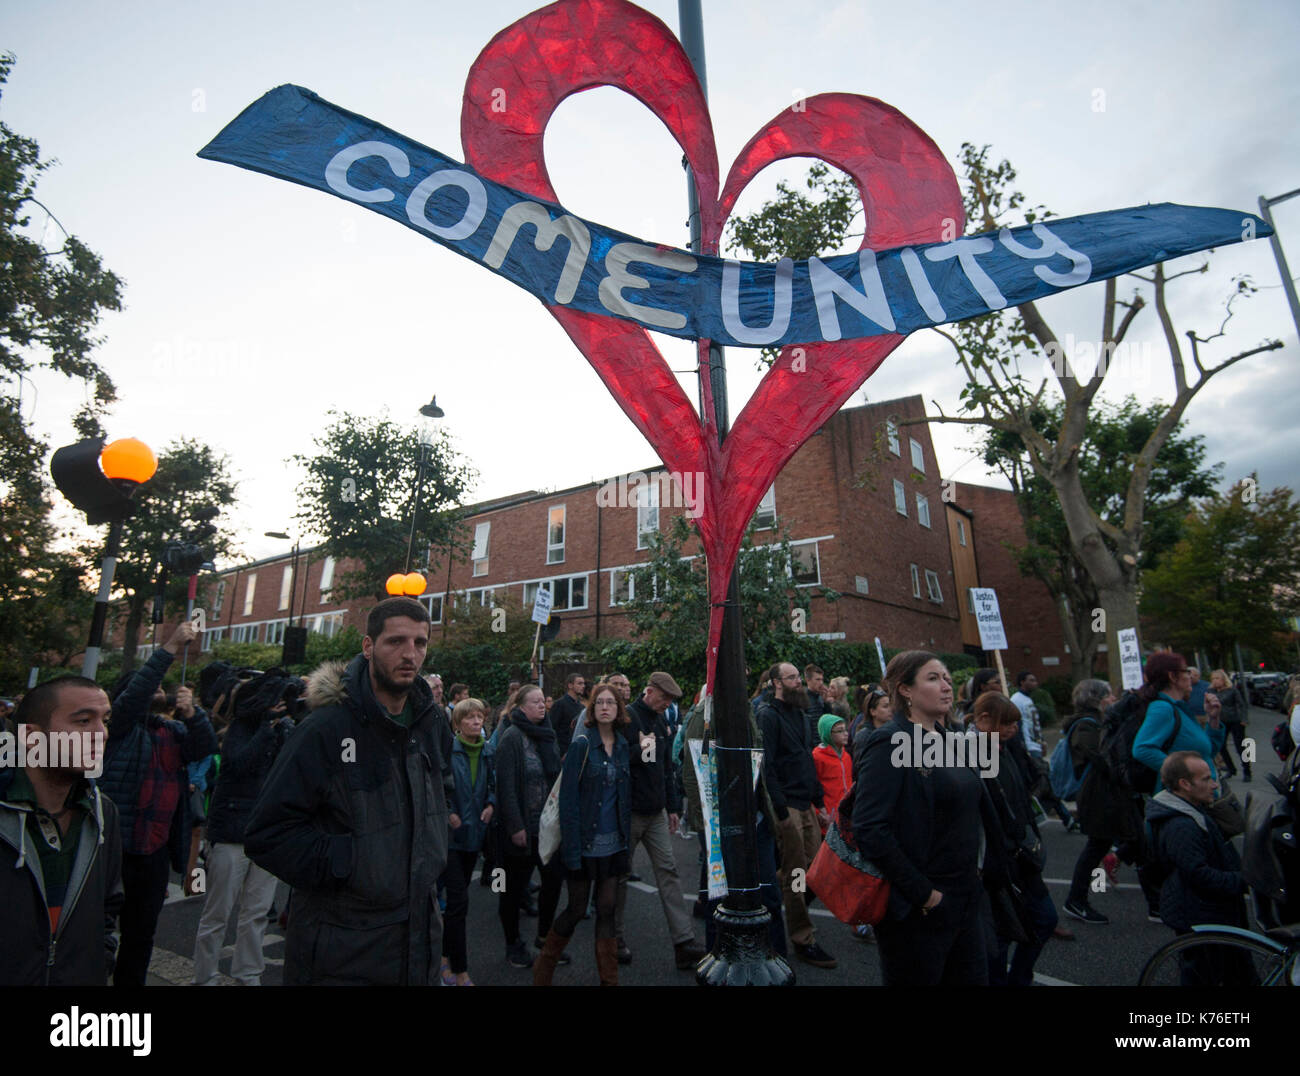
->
[532, 930, 572, 986]
[594, 937, 619, 986]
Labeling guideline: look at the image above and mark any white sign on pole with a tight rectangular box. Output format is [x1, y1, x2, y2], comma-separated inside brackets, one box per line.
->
[874, 636, 888, 680]
[970, 588, 1008, 651]
[1117, 627, 1143, 690]
[530, 587, 553, 625]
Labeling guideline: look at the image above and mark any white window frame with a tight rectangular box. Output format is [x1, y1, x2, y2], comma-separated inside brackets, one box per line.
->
[893, 479, 907, 517]
[421, 593, 443, 625]
[546, 505, 566, 565]
[320, 555, 336, 597]
[887, 420, 901, 456]
[924, 569, 943, 603]
[279, 565, 293, 610]
[266, 619, 288, 646]
[201, 627, 225, 652]
[472, 521, 490, 578]
[636, 483, 660, 550]
[213, 580, 225, 617]
[754, 485, 776, 529]
[243, 573, 257, 616]
[957, 519, 967, 547]
[916, 492, 931, 529]
[790, 541, 821, 587]
[910, 563, 921, 599]
[967, 588, 976, 613]
[910, 437, 925, 474]
[523, 574, 588, 612]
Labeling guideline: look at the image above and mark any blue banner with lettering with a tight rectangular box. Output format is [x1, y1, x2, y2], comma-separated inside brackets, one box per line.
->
[200, 85, 1271, 348]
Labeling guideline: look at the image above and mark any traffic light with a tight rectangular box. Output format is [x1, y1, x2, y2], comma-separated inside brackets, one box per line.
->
[50, 439, 138, 524]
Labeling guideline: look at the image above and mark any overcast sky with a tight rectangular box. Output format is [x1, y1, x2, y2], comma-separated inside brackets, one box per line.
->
[6, 0, 1299, 564]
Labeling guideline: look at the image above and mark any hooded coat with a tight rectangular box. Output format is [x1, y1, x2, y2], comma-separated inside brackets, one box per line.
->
[0, 768, 123, 985]
[244, 656, 450, 985]
[1146, 790, 1247, 931]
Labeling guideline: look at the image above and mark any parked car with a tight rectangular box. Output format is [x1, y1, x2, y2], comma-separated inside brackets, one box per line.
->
[1246, 671, 1288, 711]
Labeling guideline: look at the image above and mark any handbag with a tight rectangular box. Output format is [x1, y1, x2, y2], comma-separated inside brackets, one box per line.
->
[988, 883, 1035, 945]
[188, 788, 207, 826]
[1206, 783, 1245, 839]
[538, 748, 586, 865]
[806, 818, 890, 926]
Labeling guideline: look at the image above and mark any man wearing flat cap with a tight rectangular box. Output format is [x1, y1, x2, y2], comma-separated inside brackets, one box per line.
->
[613, 671, 707, 970]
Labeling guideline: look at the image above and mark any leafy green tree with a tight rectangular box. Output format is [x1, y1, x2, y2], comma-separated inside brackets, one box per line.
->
[108, 439, 240, 672]
[1140, 478, 1300, 666]
[292, 410, 476, 602]
[983, 396, 1219, 681]
[614, 514, 839, 689]
[727, 143, 1282, 682]
[0, 54, 124, 687]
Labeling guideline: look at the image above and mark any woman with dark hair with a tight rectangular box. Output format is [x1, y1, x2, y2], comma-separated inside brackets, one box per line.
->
[970, 691, 1058, 986]
[1133, 652, 1226, 793]
[959, 668, 1002, 720]
[494, 684, 564, 970]
[852, 650, 1001, 985]
[533, 682, 631, 985]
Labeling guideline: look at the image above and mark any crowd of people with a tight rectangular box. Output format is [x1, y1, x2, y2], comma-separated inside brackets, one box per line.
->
[3, 596, 1298, 987]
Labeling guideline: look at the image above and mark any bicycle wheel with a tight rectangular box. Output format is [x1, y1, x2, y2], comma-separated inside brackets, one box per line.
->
[1138, 929, 1295, 986]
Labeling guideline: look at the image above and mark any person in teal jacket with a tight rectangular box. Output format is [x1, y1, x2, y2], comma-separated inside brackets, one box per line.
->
[1133, 652, 1227, 795]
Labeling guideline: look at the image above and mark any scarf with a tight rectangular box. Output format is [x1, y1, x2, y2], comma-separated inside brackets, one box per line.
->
[509, 709, 561, 782]
[457, 733, 484, 786]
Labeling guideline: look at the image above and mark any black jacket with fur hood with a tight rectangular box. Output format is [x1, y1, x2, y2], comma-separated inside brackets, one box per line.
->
[244, 655, 450, 985]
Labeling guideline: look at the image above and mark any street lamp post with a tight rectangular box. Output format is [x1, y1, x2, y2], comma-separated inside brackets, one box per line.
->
[52, 437, 159, 678]
[1259, 188, 1300, 346]
[404, 395, 445, 574]
[678, 0, 792, 986]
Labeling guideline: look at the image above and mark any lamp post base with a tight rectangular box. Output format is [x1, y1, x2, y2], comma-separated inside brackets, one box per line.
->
[695, 904, 795, 986]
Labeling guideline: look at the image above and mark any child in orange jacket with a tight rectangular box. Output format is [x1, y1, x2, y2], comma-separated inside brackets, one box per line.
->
[812, 714, 853, 832]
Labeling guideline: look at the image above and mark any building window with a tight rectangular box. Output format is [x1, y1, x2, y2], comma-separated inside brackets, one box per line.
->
[925, 569, 943, 603]
[610, 567, 658, 606]
[910, 437, 925, 474]
[472, 521, 490, 577]
[893, 480, 907, 516]
[957, 519, 967, 547]
[790, 542, 820, 587]
[201, 627, 225, 652]
[456, 587, 496, 608]
[547, 505, 566, 564]
[636, 483, 659, 549]
[266, 619, 288, 646]
[421, 593, 443, 625]
[855, 575, 869, 595]
[967, 588, 976, 613]
[523, 575, 588, 612]
[916, 493, 931, 529]
[754, 485, 776, 529]
[887, 420, 900, 456]
[320, 556, 336, 598]
[279, 566, 293, 610]
[243, 573, 257, 616]
[213, 580, 225, 617]
[910, 563, 921, 598]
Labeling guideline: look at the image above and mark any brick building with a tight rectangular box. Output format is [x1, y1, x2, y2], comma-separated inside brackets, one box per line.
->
[115, 396, 1072, 681]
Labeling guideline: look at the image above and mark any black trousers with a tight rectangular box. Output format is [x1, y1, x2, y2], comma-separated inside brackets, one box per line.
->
[114, 847, 172, 987]
[875, 884, 988, 986]
[439, 849, 479, 973]
[1221, 722, 1251, 777]
[497, 837, 563, 946]
[554, 872, 619, 940]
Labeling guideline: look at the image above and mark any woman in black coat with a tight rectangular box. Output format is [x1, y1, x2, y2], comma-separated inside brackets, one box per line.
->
[493, 684, 564, 970]
[852, 650, 999, 985]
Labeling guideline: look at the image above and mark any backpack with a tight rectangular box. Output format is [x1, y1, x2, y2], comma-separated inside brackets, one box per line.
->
[1099, 691, 1182, 795]
[1272, 719, 1295, 761]
[1048, 717, 1097, 801]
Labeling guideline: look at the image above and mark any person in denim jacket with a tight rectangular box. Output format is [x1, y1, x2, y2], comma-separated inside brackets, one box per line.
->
[533, 682, 630, 986]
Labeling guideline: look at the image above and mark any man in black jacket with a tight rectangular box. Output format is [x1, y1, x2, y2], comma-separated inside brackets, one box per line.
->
[1145, 751, 1254, 985]
[549, 672, 586, 755]
[756, 662, 835, 969]
[1, 677, 123, 985]
[613, 671, 707, 969]
[245, 597, 451, 985]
